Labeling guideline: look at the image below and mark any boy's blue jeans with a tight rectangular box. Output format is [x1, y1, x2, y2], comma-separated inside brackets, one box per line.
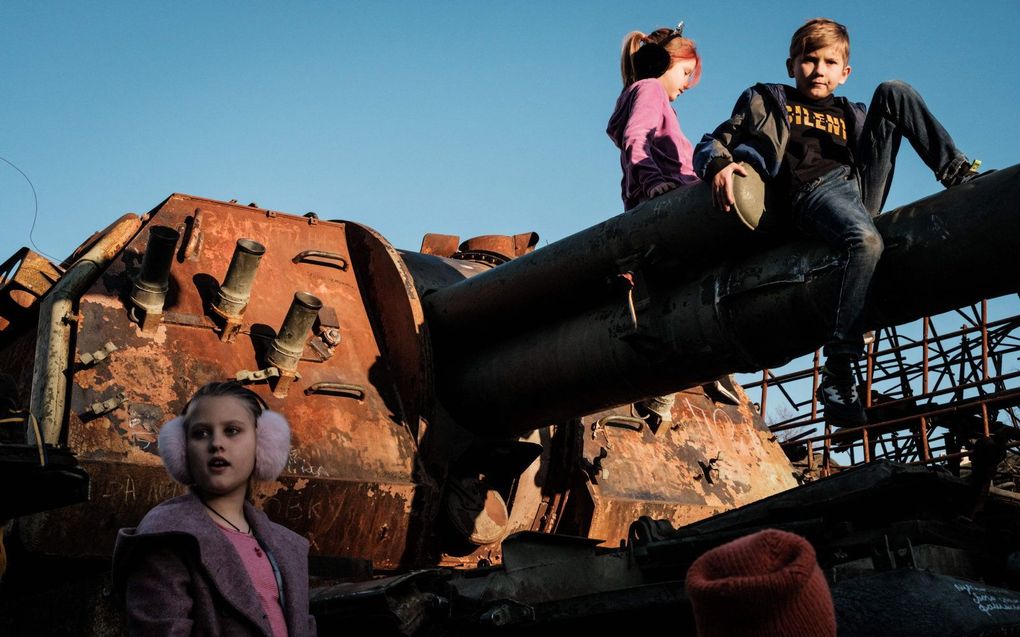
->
[857, 80, 969, 215]
[792, 80, 968, 358]
[792, 165, 882, 358]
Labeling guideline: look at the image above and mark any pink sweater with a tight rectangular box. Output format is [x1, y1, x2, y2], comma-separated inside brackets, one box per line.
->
[221, 526, 290, 637]
[114, 493, 315, 637]
[607, 78, 699, 210]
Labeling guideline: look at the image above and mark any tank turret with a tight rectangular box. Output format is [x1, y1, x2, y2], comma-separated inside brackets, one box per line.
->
[0, 165, 1018, 633]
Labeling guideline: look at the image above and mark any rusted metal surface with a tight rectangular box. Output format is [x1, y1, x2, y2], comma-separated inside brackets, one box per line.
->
[0, 248, 63, 334]
[444, 477, 510, 545]
[29, 213, 142, 444]
[20, 461, 425, 568]
[346, 222, 435, 445]
[577, 383, 797, 547]
[0, 328, 38, 414]
[455, 233, 540, 263]
[180, 207, 204, 260]
[419, 233, 461, 258]
[14, 196, 434, 570]
[417, 232, 539, 263]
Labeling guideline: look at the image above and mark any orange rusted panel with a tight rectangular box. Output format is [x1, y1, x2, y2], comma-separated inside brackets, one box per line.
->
[581, 384, 798, 547]
[0, 248, 63, 334]
[24, 194, 436, 569]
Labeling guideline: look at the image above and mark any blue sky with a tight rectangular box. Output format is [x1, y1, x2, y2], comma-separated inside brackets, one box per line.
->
[1, 1, 1017, 262]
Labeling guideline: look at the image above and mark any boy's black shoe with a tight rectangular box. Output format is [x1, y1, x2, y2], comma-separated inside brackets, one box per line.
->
[817, 368, 867, 428]
[941, 159, 984, 188]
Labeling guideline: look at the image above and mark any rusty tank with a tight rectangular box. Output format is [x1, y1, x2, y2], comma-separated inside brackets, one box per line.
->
[1, 164, 1019, 635]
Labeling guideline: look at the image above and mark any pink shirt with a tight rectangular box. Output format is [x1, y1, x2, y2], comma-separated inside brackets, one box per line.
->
[607, 78, 699, 210]
[220, 526, 289, 637]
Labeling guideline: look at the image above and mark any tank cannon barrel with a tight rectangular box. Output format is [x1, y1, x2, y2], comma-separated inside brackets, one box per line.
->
[431, 164, 1020, 436]
[422, 164, 766, 339]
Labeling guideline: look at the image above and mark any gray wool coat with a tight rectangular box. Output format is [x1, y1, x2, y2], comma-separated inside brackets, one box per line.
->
[113, 492, 316, 636]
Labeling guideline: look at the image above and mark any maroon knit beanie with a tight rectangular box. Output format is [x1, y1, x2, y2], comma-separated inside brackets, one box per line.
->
[685, 529, 836, 637]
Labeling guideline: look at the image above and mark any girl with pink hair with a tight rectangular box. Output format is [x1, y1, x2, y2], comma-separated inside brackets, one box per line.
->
[607, 22, 703, 210]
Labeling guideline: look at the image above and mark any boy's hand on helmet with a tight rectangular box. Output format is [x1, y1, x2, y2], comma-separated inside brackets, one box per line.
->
[712, 163, 748, 212]
[648, 182, 678, 198]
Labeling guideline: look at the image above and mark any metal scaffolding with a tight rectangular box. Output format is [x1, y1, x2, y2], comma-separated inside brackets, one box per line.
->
[747, 294, 1020, 484]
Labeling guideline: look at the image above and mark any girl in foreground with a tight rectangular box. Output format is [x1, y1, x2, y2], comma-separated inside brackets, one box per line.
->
[113, 381, 315, 636]
[607, 22, 703, 210]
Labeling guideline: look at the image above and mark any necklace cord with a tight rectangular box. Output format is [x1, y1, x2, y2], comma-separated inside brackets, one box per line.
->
[200, 497, 284, 603]
[201, 499, 251, 535]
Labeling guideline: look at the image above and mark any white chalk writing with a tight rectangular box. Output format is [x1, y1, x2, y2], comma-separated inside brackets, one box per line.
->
[954, 582, 1020, 615]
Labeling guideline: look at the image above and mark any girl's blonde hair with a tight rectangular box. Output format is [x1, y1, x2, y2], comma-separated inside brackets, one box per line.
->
[620, 28, 702, 88]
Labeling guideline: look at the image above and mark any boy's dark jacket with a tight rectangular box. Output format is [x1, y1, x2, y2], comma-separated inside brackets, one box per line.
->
[694, 83, 868, 183]
[113, 492, 316, 636]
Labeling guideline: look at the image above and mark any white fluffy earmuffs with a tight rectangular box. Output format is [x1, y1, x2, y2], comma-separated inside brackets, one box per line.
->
[158, 409, 291, 484]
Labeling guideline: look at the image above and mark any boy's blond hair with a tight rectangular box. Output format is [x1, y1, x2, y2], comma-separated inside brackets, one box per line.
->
[789, 18, 850, 63]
